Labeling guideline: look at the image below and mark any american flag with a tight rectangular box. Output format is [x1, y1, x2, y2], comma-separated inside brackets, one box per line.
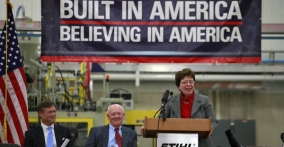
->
[0, 4, 29, 146]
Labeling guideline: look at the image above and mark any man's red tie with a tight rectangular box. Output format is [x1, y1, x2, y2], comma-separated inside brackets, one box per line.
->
[115, 128, 122, 147]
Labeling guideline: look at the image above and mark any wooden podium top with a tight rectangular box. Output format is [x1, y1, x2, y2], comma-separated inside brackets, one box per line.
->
[143, 117, 211, 139]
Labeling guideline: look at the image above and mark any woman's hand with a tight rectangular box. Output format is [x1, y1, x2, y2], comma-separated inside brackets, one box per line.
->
[140, 125, 145, 136]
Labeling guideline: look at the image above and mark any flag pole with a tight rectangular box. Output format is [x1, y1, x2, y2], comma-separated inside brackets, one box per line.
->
[3, 0, 13, 141]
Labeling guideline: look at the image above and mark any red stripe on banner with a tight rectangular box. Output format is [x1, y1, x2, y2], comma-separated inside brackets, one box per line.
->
[61, 20, 243, 26]
[41, 56, 261, 63]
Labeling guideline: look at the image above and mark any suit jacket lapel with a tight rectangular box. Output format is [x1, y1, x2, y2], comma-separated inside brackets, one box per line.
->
[121, 127, 128, 147]
[36, 125, 46, 146]
[191, 93, 201, 116]
[102, 125, 109, 147]
[54, 124, 62, 146]
[171, 94, 181, 118]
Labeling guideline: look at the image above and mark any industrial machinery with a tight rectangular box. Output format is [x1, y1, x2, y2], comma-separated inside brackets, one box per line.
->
[25, 59, 143, 147]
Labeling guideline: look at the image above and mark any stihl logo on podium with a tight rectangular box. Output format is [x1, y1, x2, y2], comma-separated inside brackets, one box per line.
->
[161, 143, 195, 147]
[157, 133, 198, 147]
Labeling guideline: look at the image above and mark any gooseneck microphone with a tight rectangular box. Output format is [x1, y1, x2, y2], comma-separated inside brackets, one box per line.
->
[154, 90, 170, 118]
[161, 90, 170, 106]
[161, 90, 170, 121]
[153, 90, 171, 118]
[153, 90, 172, 138]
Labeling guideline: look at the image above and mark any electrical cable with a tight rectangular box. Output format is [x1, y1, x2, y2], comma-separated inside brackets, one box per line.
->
[55, 66, 73, 111]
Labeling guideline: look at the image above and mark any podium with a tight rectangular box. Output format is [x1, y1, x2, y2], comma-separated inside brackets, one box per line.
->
[143, 117, 212, 139]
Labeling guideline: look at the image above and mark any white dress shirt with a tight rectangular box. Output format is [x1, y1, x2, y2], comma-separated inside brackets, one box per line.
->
[41, 122, 57, 147]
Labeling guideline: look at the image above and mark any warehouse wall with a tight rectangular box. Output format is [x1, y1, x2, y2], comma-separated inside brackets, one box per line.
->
[92, 80, 284, 146]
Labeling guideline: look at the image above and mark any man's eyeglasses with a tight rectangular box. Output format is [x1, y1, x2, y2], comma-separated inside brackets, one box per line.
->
[180, 80, 195, 85]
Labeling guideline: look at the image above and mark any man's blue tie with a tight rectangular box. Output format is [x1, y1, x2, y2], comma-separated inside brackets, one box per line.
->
[47, 127, 53, 147]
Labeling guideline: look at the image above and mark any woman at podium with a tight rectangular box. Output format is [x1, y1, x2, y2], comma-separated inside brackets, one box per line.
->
[141, 68, 218, 147]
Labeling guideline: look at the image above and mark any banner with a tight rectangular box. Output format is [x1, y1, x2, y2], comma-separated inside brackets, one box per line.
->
[41, 0, 261, 63]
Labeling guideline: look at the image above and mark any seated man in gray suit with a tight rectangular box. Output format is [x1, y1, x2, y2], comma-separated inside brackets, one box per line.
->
[85, 104, 137, 147]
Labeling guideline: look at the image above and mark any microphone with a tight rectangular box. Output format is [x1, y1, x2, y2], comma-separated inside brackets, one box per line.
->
[161, 90, 170, 106]
[153, 90, 171, 118]
[161, 90, 170, 121]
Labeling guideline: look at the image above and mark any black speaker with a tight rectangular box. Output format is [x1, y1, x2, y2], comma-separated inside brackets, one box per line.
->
[121, 93, 132, 100]
[110, 93, 120, 98]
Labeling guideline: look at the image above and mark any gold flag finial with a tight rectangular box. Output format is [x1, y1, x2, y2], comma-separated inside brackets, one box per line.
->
[6, 1, 13, 9]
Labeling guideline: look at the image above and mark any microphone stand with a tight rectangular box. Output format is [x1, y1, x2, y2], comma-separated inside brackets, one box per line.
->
[162, 103, 166, 121]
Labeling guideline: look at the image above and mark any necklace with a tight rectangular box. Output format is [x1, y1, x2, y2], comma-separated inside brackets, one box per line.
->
[182, 100, 190, 104]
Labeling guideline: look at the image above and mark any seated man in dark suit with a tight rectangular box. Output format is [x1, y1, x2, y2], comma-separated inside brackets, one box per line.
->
[23, 100, 74, 147]
[85, 104, 137, 147]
